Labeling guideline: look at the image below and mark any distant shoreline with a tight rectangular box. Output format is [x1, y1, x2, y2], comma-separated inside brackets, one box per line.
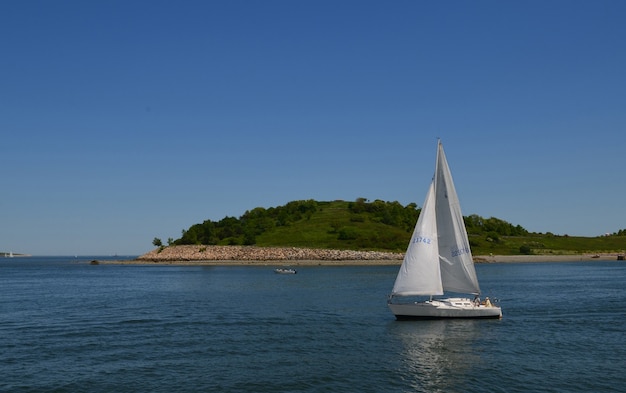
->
[473, 254, 619, 263]
[95, 245, 623, 266]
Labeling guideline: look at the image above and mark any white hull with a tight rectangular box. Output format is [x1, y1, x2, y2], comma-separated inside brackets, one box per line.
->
[388, 298, 502, 320]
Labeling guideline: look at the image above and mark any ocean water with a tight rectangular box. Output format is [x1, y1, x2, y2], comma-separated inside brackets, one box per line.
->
[1, 257, 625, 393]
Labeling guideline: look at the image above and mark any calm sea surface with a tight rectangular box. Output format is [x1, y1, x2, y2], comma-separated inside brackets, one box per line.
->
[1, 257, 625, 392]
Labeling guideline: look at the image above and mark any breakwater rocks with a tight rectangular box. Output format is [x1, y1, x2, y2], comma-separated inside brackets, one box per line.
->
[137, 245, 404, 263]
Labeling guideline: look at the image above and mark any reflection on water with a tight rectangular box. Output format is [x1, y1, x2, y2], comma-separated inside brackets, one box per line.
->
[387, 320, 484, 392]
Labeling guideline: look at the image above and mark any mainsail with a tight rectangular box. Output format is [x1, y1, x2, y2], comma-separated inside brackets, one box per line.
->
[434, 142, 481, 295]
[391, 141, 480, 297]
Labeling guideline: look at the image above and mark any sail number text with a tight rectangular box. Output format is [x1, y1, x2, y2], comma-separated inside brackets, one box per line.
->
[451, 246, 470, 257]
[412, 236, 432, 245]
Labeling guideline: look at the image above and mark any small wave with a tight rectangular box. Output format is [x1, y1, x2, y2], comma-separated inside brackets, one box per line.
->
[118, 318, 162, 324]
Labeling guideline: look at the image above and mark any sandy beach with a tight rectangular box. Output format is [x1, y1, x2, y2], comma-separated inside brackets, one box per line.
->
[96, 245, 623, 266]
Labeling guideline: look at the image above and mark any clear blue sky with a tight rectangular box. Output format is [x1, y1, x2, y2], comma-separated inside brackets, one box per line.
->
[2, 1, 625, 256]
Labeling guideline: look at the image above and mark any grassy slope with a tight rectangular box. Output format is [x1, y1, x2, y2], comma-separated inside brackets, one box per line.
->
[470, 234, 626, 256]
[254, 201, 410, 251]
[474, 234, 626, 255]
[249, 201, 626, 255]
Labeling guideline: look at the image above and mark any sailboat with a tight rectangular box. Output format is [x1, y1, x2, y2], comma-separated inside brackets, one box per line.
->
[388, 140, 502, 320]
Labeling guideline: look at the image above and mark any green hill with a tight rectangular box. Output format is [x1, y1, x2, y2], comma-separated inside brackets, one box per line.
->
[167, 199, 626, 256]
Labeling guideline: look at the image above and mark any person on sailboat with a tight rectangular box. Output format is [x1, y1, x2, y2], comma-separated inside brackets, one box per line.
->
[473, 295, 481, 306]
[484, 297, 492, 307]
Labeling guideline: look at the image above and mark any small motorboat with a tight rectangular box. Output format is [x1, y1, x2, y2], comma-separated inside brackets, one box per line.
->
[274, 268, 297, 274]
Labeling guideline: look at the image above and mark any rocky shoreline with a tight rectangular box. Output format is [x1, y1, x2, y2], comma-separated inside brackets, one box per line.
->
[132, 245, 404, 265]
[96, 245, 623, 266]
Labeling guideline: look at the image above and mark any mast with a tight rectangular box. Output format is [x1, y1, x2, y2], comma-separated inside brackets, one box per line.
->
[390, 144, 443, 297]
